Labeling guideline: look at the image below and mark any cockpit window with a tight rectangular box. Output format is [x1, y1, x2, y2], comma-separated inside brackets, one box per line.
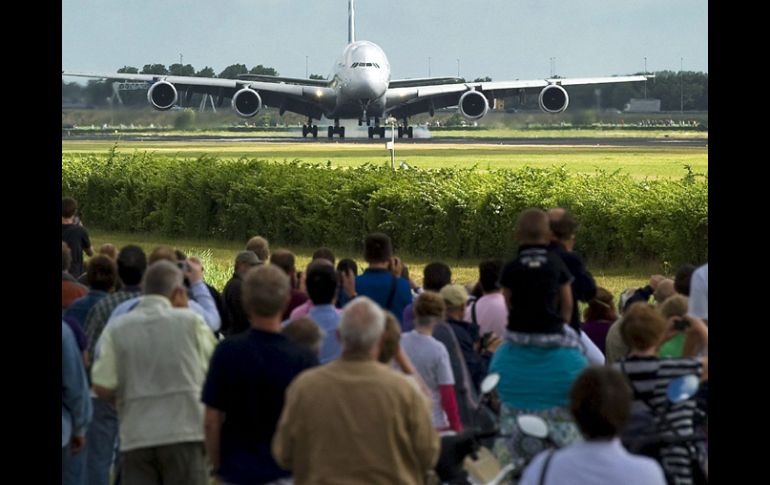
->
[374, 63, 380, 68]
[351, 62, 359, 68]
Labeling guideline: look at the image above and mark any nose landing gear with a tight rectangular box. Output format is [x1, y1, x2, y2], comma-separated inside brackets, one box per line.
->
[301, 117, 318, 139]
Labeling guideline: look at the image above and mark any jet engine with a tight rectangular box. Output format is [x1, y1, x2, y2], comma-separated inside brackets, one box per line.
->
[232, 88, 262, 118]
[147, 81, 178, 111]
[538, 84, 569, 113]
[458, 90, 489, 120]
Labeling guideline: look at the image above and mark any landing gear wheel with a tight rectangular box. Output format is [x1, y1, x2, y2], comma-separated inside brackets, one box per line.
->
[407, 126, 414, 139]
[397, 126, 404, 138]
[312, 125, 318, 138]
[339, 126, 345, 139]
[328, 126, 334, 139]
[378, 127, 386, 138]
[368, 127, 374, 139]
[302, 125, 309, 138]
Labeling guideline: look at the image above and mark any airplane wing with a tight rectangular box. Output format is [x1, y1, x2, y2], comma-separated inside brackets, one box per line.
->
[385, 75, 650, 119]
[62, 71, 336, 119]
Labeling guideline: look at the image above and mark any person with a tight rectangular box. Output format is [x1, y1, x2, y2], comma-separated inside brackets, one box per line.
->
[674, 264, 696, 296]
[288, 253, 342, 319]
[441, 284, 500, 392]
[402, 262, 452, 332]
[400, 291, 463, 432]
[547, 208, 597, 333]
[62, 197, 93, 278]
[77, 243, 120, 288]
[81, 245, 147, 485]
[464, 258, 507, 340]
[62, 322, 93, 485]
[300, 261, 343, 363]
[519, 366, 666, 485]
[221, 250, 262, 336]
[270, 249, 310, 319]
[245, 235, 270, 263]
[580, 287, 617, 354]
[334, 258, 358, 309]
[605, 276, 676, 365]
[344, 233, 412, 324]
[500, 208, 573, 334]
[202, 265, 318, 485]
[105, 248, 221, 334]
[688, 263, 708, 324]
[656, 295, 690, 358]
[272, 297, 440, 484]
[616, 303, 708, 485]
[311, 246, 336, 265]
[62, 242, 88, 311]
[91, 261, 217, 485]
[282, 317, 325, 357]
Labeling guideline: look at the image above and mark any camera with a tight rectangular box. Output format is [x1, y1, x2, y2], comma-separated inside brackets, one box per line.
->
[673, 318, 690, 331]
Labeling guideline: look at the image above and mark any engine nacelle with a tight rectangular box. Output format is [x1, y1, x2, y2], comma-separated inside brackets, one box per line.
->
[147, 81, 178, 111]
[458, 90, 489, 120]
[232, 88, 262, 118]
[538, 84, 569, 113]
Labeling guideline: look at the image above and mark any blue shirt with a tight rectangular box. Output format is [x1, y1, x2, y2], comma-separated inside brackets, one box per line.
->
[355, 268, 412, 323]
[64, 290, 108, 328]
[490, 341, 587, 410]
[62, 323, 92, 447]
[307, 304, 342, 364]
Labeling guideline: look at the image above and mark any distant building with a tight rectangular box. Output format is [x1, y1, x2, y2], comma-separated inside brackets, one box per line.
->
[624, 98, 661, 113]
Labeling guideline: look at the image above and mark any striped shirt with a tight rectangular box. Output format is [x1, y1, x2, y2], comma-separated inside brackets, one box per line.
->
[616, 356, 703, 485]
[83, 288, 142, 360]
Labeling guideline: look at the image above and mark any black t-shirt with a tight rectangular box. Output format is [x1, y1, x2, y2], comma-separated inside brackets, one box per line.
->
[62, 223, 91, 277]
[201, 329, 318, 484]
[499, 244, 573, 333]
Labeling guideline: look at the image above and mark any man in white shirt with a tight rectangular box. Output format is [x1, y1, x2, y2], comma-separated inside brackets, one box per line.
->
[688, 263, 708, 324]
[519, 366, 666, 485]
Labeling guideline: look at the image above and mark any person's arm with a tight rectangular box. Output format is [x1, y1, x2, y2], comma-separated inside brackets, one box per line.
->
[502, 287, 512, 311]
[439, 385, 463, 432]
[204, 407, 223, 473]
[559, 283, 573, 324]
[682, 315, 708, 357]
[187, 258, 222, 332]
[62, 324, 92, 453]
[569, 255, 597, 302]
[195, 316, 218, 375]
[82, 229, 93, 257]
[91, 328, 119, 406]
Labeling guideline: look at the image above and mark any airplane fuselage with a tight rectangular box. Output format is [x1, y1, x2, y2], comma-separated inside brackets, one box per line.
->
[328, 41, 390, 119]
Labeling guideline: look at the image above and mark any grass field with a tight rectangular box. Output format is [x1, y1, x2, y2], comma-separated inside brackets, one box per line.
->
[63, 140, 707, 179]
[90, 229, 663, 307]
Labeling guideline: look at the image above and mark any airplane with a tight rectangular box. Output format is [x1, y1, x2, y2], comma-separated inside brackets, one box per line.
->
[63, 0, 651, 140]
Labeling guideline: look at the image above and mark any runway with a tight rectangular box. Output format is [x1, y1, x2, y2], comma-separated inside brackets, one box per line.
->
[62, 133, 707, 148]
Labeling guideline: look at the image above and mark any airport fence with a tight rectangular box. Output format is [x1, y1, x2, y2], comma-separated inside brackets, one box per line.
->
[62, 152, 708, 266]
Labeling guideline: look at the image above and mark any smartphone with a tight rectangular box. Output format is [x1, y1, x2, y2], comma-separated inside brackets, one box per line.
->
[673, 318, 690, 331]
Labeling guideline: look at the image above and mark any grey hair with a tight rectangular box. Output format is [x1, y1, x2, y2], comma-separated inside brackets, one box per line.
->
[339, 297, 386, 354]
[142, 260, 184, 298]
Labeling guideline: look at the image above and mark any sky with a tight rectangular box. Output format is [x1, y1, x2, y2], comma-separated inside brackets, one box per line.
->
[62, 0, 707, 81]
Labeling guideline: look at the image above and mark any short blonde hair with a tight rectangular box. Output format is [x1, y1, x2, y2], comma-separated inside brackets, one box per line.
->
[621, 303, 668, 351]
[414, 291, 446, 326]
[246, 236, 270, 262]
[658, 294, 688, 320]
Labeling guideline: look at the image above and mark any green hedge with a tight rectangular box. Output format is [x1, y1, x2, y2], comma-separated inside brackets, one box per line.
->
[62, 151, 708, 266]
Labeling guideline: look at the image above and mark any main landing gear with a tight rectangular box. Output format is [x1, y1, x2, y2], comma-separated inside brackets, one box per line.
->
[397, 118, 414, 139]
[366, 117, 386, 139]
[301, 117, 318, 139]
[327, 118, 345, 139]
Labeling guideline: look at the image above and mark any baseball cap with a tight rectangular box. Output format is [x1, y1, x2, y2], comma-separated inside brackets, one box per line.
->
[440, 284, 469, 307]
[235, 250, 262, 266]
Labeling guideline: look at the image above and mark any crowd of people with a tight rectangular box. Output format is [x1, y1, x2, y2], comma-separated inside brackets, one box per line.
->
[62, 196, 709, 485]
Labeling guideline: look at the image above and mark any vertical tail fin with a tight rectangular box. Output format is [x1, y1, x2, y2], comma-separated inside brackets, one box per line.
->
[348, 0, 355, 44]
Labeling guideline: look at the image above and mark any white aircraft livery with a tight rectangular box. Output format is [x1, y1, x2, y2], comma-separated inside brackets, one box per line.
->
[63, 0, 650, 139]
